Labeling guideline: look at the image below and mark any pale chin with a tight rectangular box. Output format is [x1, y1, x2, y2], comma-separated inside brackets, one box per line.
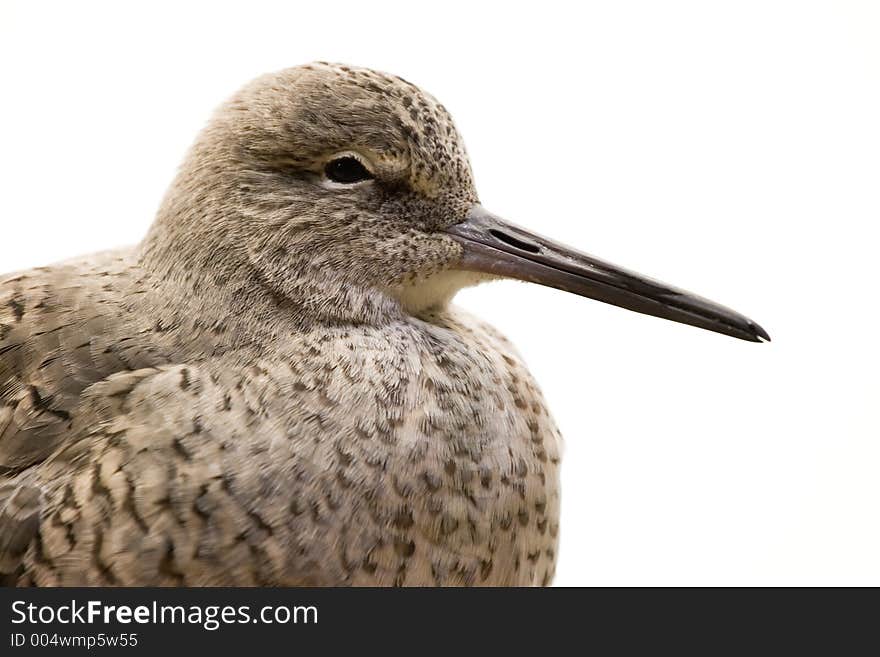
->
[391, 270, 496, 314]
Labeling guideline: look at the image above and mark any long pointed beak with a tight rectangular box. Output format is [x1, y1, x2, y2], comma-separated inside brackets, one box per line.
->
[443, 205, 770, 343]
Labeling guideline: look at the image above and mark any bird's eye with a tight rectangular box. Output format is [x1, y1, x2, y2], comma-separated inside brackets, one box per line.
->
[324, 156, 373, 184]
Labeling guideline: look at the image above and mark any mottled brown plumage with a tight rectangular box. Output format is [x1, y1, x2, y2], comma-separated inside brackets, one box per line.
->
[0, 63, 561, 586]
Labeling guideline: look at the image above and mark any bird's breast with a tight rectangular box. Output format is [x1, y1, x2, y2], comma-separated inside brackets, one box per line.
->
[265, 308, 563, 585]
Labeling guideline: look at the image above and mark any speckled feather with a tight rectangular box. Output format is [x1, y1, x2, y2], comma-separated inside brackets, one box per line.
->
[0, 63, 561, 586]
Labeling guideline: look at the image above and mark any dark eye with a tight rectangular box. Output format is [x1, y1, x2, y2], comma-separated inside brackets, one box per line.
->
[324, 156, 373, 184]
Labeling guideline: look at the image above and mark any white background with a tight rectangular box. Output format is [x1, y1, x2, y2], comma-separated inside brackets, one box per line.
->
[2, 1, 878, 586]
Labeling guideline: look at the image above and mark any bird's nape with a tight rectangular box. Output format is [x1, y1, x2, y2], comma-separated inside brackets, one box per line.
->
[444, 205, 770, 343]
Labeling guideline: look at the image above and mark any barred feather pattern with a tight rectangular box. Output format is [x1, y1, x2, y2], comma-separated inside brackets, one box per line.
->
[0, 254, 561, 586]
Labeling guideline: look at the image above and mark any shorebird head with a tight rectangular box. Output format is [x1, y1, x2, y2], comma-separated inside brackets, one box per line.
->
[145, 62, 768, 341]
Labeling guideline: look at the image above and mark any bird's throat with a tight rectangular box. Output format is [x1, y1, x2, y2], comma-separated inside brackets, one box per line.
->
[392, 270, 494, 315]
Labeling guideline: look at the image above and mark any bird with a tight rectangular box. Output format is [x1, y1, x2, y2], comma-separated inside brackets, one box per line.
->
[0, 63, 768, 587]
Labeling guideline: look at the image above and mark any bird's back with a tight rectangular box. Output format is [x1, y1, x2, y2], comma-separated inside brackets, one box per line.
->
[0, 252, 152, 473]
